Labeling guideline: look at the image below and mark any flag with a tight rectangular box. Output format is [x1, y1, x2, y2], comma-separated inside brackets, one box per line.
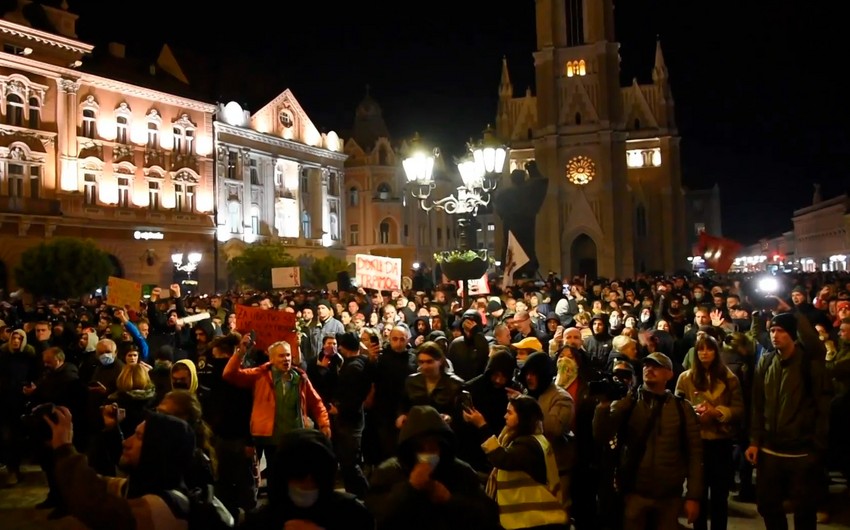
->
[503, 231, 530, 287]
[697, 232, 742, 274]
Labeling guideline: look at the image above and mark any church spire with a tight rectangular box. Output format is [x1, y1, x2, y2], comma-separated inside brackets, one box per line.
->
[652, 36, 668, 82]
[499, 56, 513, 98]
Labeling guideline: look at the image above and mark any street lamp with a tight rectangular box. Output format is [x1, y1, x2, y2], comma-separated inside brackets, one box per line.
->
[171, 252, 203, 273]
[403, 125, 507, 250]
[403, 125, 507, 305]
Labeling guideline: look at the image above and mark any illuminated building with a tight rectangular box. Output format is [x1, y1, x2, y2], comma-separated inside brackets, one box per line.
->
[0, 2, 215, 290]
[495, 0, 687, 277]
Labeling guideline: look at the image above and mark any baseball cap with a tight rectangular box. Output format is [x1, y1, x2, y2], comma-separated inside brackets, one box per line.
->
[642, 352, 673, 371]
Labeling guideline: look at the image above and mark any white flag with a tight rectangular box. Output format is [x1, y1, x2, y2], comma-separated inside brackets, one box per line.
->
[503, 231, 530, 287]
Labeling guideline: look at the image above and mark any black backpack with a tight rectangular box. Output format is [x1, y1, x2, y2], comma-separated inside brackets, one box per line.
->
[160, 484, 234, 530]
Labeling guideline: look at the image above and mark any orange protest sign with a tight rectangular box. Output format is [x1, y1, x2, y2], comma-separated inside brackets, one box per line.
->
[235, 305, 298, 356]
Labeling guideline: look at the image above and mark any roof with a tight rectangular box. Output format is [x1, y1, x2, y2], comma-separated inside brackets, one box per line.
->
[351, 88, 390, 151]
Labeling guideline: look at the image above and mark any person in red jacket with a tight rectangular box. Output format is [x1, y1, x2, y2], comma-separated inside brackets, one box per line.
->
[223, 336, 329, 491]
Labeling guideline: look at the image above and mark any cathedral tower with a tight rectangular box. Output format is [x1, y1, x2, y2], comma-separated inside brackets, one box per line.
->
[496, 0, 686, 278]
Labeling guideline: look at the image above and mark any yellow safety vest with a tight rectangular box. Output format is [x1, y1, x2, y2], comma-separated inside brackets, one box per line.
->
[495, 434, 567, 530]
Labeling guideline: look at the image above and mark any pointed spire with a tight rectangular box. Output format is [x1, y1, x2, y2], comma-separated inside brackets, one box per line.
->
[499, 55, 513, 97]
[653, 36, 668, 82]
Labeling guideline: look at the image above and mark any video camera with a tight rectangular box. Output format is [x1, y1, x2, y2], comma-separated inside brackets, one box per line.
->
[588, 373, 631, 401]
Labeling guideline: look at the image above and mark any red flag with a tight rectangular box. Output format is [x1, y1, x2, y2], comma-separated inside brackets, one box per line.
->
[697, 233, 742, 273]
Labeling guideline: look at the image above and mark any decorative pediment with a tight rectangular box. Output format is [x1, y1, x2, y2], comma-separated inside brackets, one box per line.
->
[146, 108, 162, 124]
[173, 113, 196, 130]
[173, 170, 199, 183]
[622, 80, 658, 130]
[114, 101, 131, 117]
[562, 78, 599, 124]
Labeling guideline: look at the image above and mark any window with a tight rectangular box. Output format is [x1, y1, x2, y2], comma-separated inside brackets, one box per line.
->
[29, 165, 39, 198]
[635, 204, 647, 237]
[8, 164, 23, 197]
[28, 97, 39, 128]
[117, 177, 129, 207]
[329, 213, 339, 241]
[379, 221, 390, 244]
[578, 59, 586, 76]
[84, 173, 97, 205]
[229, 201, 241, 233]
[488, 223, 495, 231]
[300, 168, 309, 193]
[148, 181, 159, 210]
[350, 224, 359, 245]
[147, 122, 158, 148]
[82, 108, 96, 138]
[226, 151, 237, 179]
[301, 210, 311, 237]
[116, 116, 128, 144]
[566, 60, 587, 78]
[185, 129, 194, 154]
[250, 159, 259, 185]
[174, 184, 194, 212]
[377, 182, 390, 200]
[6, 94, 23, 127]
[328, 172, 338, 196]
[349, 186, 359, 206]
[173, 127, 182, 153]
[250, 205, 260, 235]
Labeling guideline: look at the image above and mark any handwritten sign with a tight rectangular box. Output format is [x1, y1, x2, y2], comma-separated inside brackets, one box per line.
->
[355, 254, 401, 291]
[106, 276, 141, 309]
[457, 272, 490, 297]
[271, 266, 301, 288]
[235, 304, 298, 354]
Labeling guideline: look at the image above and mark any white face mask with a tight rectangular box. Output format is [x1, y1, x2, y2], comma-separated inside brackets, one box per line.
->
[640, 310, 651, 322]
[609, 314, 620, 328]
[288, 484, 319, 508]
[417, 453, 440, 468]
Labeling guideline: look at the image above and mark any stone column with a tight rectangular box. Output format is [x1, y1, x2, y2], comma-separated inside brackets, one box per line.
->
[240, 148, 251, 233]
[57, 79, 80, 192]
[308, 167, 326, 239]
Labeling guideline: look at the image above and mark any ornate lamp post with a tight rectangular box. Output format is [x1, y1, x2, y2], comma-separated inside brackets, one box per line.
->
[403, 126, 507, 306]
[171, 252, 202, 291]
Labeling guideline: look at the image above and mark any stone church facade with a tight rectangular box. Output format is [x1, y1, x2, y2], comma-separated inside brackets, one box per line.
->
[496, 0, 686, 278]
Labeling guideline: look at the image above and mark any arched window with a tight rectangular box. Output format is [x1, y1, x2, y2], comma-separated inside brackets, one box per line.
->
[250, 205, 260, 235]
[349, 186, 359, 206]
[329, 213, 339, 240]
[634, 118, 641, 130]
[301, 210, 311, 237]
[82, 108, 97, 138]
[379, 220, 390, 244]
[578, 59, 587, 76]
[377, 182, 391, 200]
[575, 112, 582, 125]
[566, 61, 575, 77]
[6, 94, 23, 127]
[228, 201, 241, 234]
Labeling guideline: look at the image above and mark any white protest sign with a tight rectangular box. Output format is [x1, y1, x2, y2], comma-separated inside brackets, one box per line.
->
[355, 254, 402, 291]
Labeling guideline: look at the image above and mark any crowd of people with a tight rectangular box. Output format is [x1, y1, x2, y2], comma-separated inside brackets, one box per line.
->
[0, 271, 848, 530]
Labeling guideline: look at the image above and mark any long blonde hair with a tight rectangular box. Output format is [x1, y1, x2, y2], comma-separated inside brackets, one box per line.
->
[116, 363, 151, 392]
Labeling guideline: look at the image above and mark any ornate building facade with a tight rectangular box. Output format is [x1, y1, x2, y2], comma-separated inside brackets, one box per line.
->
[0, 2, 217, 291]
[213, 94, 346, 291]
[343, 93, 459, 275]
[495, 0, 686, 278]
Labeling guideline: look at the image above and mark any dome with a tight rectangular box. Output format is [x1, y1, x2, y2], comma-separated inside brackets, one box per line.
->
[352, 87, 389, 152]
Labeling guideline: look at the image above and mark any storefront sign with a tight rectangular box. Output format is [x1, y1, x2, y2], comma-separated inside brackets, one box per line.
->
[134, 230, 164, 240]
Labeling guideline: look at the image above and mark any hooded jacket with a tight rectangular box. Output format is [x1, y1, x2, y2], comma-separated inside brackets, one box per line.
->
[365, 405, 501, 530]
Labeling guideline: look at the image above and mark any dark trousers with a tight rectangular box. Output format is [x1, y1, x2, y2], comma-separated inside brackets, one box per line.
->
[214, 437, 257, 517]
[334, 422, 369, 498]
[0, 416, 25, 472]
[572, 464, 599, 530]
[695, 438, 733, 530]
[756, 451, 821, 530]
[257, 443, 279, 492]
[733, 442, 755, 497]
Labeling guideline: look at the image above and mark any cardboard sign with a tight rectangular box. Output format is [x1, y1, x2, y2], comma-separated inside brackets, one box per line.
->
[457, 272, 490, 297]
[106, 276, 141, 309]
[235, 304, 298, 356]
[355, 254, 401, 291]
[272, 266, 301, 289]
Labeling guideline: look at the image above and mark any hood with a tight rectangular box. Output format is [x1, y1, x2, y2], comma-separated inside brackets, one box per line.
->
[397, 405, 454, 469]
[412, 316, 432, 337]
[11, 328, 27, 350]
[83, 328, 99, 352]
[172, 359, 198, 393]
[519, 351, 555, 397]
[270, 429, 337, 498]
[485, 349, 517, 379]
[127, 412, 195, 498]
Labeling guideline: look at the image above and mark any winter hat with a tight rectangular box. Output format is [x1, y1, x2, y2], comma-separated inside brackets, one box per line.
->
[487, 299, 504, 313]
[770, 312, 797, 338]
[316, 300, 333, 313]
[335, 332, 360, 352]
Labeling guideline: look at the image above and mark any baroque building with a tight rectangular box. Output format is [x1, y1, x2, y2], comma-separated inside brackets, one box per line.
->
[496, 0, 686, 278]
[0, 2, 217, 291]
[343, 92, 459, 275]
[213, 93, 346, 291]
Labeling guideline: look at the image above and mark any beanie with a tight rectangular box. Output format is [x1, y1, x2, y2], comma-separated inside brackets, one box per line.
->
[770, 312, 797, 338]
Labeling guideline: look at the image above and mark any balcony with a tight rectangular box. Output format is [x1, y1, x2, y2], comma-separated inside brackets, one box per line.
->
[0, 196, 61, 216]
[171, 153, 198, 171]
[144, 149, 166, 168]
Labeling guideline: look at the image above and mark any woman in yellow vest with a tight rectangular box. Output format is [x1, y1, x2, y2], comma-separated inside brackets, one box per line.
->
[463, 395, 569, 530]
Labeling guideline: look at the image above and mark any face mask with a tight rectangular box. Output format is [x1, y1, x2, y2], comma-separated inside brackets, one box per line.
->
[556, 356, 578, 387]
[609, 315, 620, 328]
[99, 354, 115, 366]
[288, 485, 319, 508]
[694, 293, 704, 301]
[640, 310, 650, 322]
[516, 359, 526, 369]
[172, 381, 190, 390]
[417, 453, 440, 468]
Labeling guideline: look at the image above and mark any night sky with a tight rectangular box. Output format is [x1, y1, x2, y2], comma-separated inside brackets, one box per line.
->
[64, 0, 847, 245]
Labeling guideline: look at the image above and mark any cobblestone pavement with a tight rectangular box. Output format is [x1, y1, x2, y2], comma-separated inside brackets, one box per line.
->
[1, 465, 849, 529]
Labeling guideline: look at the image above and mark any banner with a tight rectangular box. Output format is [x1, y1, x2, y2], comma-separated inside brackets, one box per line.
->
[355, 254, 401, 291]
[503, 231, 530, 287]
[697, 232, 742, 274]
